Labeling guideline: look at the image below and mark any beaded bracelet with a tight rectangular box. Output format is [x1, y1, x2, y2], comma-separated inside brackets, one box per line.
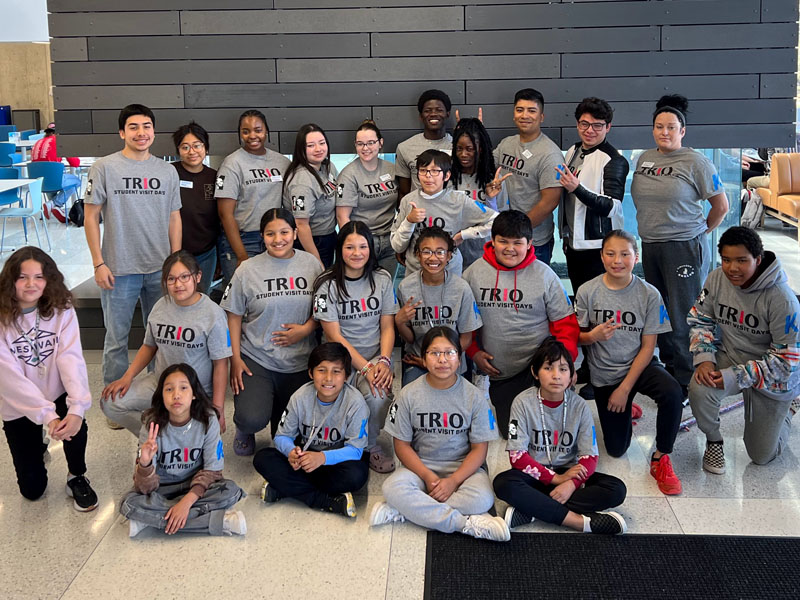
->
[377, 355, 392, 368]
[360, 362, 375, 376]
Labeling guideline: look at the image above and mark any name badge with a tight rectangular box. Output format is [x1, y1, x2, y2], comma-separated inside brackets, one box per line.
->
[271, 174, 283, 182]
[641, 161, 655, 168]
[180, 180, 193, 189]
[522, 149, 533, 159]
[380, 173, 392, 182]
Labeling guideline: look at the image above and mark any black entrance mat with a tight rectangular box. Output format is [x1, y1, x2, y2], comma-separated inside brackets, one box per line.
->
[424, 531, 800, 600]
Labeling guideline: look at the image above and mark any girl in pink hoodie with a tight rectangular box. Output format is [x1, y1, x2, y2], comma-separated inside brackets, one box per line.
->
[0, 247, 97, 511]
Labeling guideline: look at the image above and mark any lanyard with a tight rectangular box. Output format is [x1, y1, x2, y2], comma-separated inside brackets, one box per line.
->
[537, 389, 567, 467]
[302, 390, 344, 452]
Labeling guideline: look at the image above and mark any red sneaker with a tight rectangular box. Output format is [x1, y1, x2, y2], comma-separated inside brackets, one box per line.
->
[650, 454, 682, 495]
[52, 205, 66, 223]
[631, 402, 643, 420]
[43, 200, 52, 220]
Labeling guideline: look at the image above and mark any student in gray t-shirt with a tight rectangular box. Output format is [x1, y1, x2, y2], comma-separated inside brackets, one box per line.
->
[312, 222, 398, 472]
[576, 230, 683, 496]
[337, 121, 399, 274]
[221, 208, 324, 457]
[253, 343, 371, 518]
[101, 251, 232, 436]
[84, 104, 182, 392]
[630, 95, 729, 392]
[216, 110, 290, 286]
[493, 88, 564, 265]
[395, 89, 453, 200]
[284, 124, 339, 268]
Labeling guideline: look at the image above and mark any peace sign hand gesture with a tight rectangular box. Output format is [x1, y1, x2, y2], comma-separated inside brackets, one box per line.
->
[139, 422, 159, 467]
[486, 167, 512, 199]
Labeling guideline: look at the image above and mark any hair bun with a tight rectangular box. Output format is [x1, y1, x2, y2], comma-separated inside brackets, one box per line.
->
[656, 94, 689, 114]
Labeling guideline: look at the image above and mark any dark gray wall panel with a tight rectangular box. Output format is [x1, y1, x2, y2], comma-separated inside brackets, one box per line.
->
[49, 12, 180, 37]
[373, 27, 659, 57]
[185, 82, 465, 108]
[54, 86, 184, 110]
[88, 34, 369, 61]
[563, 49, 797, 78]
[49, 1, 274, 10]
[467, 1, 758, 30]
[760, 74, 797, 98]
[276, 0, 539, 6]
[467, 75, 760, 105]
[52, 61, 277, 86]
[50, 37, 87, 62]
[277, 55, 559, 83]
[662, 23, 798, 50]
[762, 0, 800, 22]
[54, 111, 93, 135]
[90, 107, 372, 134]
[182, 7, 462, 35]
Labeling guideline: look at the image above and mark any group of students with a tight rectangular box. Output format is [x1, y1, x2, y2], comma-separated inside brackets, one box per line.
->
[1, 86, 798, 542]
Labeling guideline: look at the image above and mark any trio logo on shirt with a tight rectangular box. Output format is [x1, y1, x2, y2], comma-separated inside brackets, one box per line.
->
[591, 309, 642, 332]
[256, 276, 309, 299]
[153, 323, 205, 349]
[300, 422, 342, 444]
[637, 165, 674, 176]
[499, 154, 526, 172]
[245, 168, 282, 184]
[116, 177, 167, 196]
[529, 427, 575, 450]
[415, 411, 465, 434]
[364, 181, 396, 194]
[336, 296, 381, 320]
[479, 287, 524, 303]
[10, 328, 57, 366]
[158, 446, 202, 469]
[715, 302, 768, 335]
[418, 216, 446, 229]
[412, 305, 454, 322]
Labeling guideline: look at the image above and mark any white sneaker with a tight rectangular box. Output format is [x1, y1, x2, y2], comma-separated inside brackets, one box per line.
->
[222, 510, 247, 535]
[369, 501, 404, 527]
[462, 513, 511, 542]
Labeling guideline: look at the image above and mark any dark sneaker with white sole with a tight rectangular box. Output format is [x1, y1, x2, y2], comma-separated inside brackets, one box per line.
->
[326, 492, 356, 518]
[703, 440, 725, 474]
[260, 481, 282, 503]
[504, 506, 534, 529]
[586, 511, 627, 535]
[66, 475, 98, 512]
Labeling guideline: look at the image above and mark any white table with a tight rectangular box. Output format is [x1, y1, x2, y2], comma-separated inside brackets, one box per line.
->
[0, 178, 35, 194]
[15, 140, 36, 161]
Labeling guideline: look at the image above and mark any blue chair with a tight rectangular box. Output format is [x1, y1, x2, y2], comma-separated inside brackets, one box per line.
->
[0, 167, 23, 207]
[0, 177, 51, 253]
[0, 125, 16, 142]
[28, 162, 81, 218]
[0, 142, 22, 167]
[19, 129, 36, 140]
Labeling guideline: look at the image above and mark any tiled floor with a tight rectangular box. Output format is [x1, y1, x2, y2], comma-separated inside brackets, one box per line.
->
[1, 215, 800, 599]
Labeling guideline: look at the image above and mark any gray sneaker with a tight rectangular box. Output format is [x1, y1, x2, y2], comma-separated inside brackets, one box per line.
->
[369, 501, 404, 527]
[462, 514, 511, 542]
[703, 440, 725, 474]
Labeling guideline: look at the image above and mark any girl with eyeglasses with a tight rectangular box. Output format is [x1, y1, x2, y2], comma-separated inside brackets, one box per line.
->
[396, 227, 482, 386]
[370, 326, 510, 542]
[101, 251, 232, 436]
[336, 120, 399, 275]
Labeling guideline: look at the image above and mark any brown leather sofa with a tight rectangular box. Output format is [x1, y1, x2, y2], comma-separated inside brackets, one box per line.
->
[757, 152, 800, 242]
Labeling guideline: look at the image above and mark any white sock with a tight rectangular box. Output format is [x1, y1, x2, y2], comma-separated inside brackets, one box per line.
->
[129, 519, 149, 538]
[223, 510, 247, 536]
[582, 515, 592, 533]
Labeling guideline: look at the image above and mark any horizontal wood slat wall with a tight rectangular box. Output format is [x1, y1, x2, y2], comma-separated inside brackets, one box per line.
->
[48, 0, 798, 156]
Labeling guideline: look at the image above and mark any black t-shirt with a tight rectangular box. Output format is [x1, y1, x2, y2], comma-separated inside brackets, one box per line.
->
[172, 162, 220, 255]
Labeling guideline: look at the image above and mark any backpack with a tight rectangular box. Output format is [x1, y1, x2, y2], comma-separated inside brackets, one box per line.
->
[68, 199, 84, 227]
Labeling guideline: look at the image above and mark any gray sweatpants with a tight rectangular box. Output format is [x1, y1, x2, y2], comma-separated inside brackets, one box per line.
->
[101, 373, 158, 436]
[382, 465, 494, 533]
[642, 233, 710, 387]
[349, 358, 392, 449]
[120, 478, 245, 536]
[688, 351, 794, 464]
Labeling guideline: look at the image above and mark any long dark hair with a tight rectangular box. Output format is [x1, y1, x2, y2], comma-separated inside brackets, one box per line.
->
[313, 221, 389, 299]
[451, 118, 496, 190]
[0, 247, 72, 327]
[143, 363, 217, 432]
[283, 123, 331, 194]
[160, 250, 201, 299]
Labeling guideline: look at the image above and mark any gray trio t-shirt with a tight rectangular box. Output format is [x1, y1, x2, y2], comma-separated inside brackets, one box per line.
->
[143, 295, 232, 394]
[631, 147, 721, 243]
[287, 164, 339, 236]
[396, 272, 482, 373]
[221, 250, 323, 372]
[313, 270, 398, 360]
[336, 158, 398, 236]
[391, 187, 497, 275]
[463, 257, 574, 380]
[453, 172, 509, 212]
[276, 381, 369, 451]
[85, 151, 181, 275]
[575, 275, 672, 387]
[493, 133, 564, 246]
[506, 388, 598, 470]
[214, 148, 290, 233]
[394, 132, 453, 190]
[384, 375, 498, 472]
[139, 413, 224, 484]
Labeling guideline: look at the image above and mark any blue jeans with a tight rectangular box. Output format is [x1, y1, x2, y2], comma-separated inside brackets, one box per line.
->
[52, 173, 82, 207]
[313, 231, 337, 269]
[193, 246, 217, 295]
[373, 233, 398, 276]
[401, 364, 427, 387]
[534, 238, 555, 266]
[218, 230, 264, 289]
[100, 271, 162, 385]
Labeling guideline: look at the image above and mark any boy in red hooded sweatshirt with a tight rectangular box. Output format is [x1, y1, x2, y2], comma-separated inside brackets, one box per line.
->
[463, 209, 579, 438]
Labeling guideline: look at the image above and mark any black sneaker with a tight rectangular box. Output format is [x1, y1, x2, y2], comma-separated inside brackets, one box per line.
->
[326, 492, 356, 518]
[260, 481, 282, 503]
[65, 475, 98, 512]
[586, 511, 627, 535]
[504, 506, 534, 529]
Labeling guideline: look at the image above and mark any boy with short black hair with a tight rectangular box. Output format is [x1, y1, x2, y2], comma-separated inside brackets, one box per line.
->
[395, 89, 453, 200]
[493, 89, 564, 265]
[463, 210, 579, 438]
[253, 342, 370, 518]
[688, 226, 800, 473]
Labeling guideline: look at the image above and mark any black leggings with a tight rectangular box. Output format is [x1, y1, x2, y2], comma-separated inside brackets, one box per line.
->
[593, 360, 683, 456]
[3, 393, 88, 500]
[489, 367, 534, 439]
